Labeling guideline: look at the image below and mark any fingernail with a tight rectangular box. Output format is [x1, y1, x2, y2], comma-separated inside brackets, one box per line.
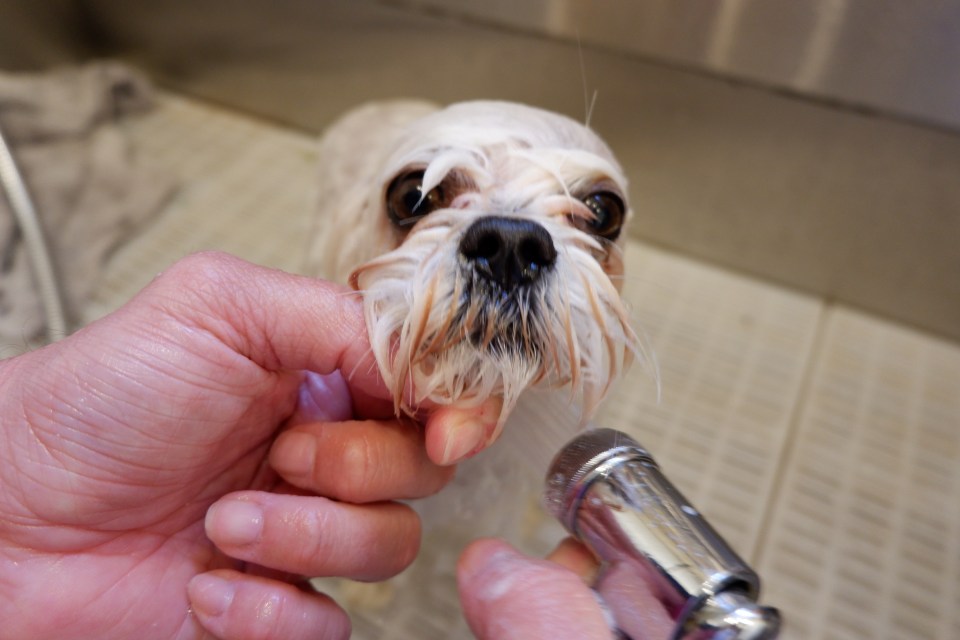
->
[439, 417, 487, 466]
[297, 370, 353, 422]
[206, 499, 263, 546]
[189, 573, 235, 618]
[272, 431, 316, 478]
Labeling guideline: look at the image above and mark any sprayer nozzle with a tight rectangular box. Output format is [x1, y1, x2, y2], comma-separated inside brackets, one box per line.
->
[544, 427, 654, 530]
[544, 427, 782, 639]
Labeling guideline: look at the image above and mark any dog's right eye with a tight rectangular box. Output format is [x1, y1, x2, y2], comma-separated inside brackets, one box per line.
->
[573, 191, 626, 241]
[386, 170, 446, 226]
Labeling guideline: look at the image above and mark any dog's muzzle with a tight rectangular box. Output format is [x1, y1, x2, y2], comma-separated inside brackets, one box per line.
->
[458, 216, 557, 289]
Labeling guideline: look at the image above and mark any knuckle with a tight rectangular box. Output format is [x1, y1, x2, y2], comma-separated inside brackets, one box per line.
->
[161, 251, 238, 289]
[147, 251, 243, 315]
[289, 503, 333, 561]
[336, 434, 381, 501]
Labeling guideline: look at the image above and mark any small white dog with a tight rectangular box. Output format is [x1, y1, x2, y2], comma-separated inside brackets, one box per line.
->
[308, 100, 645, 637]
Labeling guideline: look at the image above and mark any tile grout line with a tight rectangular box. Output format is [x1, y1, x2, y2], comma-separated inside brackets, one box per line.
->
[749, 299, 833, 568]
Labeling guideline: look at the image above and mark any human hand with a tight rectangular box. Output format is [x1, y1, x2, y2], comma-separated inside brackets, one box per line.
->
[0, 252, 455, 639]
[458, 538, 674, 640]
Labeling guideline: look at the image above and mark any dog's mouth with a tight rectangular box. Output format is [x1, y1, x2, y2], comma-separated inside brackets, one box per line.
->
[361, 214, 559, 366]
[446, 273, 547, 359]
[351, 213, 638, 422]
[452, 215, 556, 356]
[397, 266, 552, 375]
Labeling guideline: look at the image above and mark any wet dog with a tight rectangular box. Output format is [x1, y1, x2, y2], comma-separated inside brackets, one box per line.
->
[308, 99, 644, 637]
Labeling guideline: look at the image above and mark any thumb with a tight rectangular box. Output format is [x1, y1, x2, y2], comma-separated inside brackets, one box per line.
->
[457, 538, 614, 640]
[423, 397, 503, 466]
[140, 252, 389, 400]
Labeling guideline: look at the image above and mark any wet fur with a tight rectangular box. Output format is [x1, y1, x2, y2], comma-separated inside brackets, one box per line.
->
[307, 99, 646, 636]
[309, 100, 641, 425]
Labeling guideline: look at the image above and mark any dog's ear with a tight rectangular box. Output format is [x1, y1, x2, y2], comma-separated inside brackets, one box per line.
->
[306, 100, 440, 282]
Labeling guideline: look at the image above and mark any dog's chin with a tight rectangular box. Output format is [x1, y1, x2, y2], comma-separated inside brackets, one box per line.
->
[350, 213, 638, 424]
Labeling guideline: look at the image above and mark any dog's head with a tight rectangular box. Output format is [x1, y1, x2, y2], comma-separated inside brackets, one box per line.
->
[317, 101, 640, 424]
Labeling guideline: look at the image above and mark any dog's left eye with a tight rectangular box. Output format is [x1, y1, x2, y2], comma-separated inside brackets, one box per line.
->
[577, 191, 625, 240]
[386, 170, 446, 225]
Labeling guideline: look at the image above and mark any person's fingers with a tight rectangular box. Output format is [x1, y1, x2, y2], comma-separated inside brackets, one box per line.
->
[188, 570, 350, 640]
[458, 538, 614, 640]
[546, 537, 600, 584]
[269, 418, 454, 502]
[204, 491, 420, 580]
[544, 539, 678, 640]
[423, 397, 503, 466]
[142, 252, 388, 401]
[593, 562, 676, 640]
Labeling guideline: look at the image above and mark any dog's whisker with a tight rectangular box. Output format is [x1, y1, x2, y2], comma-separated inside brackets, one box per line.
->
[479, 306, 497, 352]
[407, 271, 438, 363]
[462, 297, 481, 337]
[420, 277, 462, 359]
[400, 368, 418, 414]
[560, 286, 581, 398]
[579, 270, 618, 399]
[520, 292, 542, 359]
[541, 307, 563, 385]
[344, 343, 380, 391]
[441, 275, 464, 339]
[416, 304, 462, 365]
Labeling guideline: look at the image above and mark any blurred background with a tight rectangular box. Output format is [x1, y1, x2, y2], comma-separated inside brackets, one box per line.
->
[1, 2, 958, 639]
[3, 0, 959, 340]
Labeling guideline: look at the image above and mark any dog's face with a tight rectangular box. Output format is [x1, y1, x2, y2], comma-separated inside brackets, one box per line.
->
[321, 101, 639, 423]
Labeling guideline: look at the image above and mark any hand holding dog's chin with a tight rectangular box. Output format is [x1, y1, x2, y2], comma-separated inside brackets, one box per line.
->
[286, 364, 506, 467]
[0, 253, 453, 640]
[422, 396, 506, 466]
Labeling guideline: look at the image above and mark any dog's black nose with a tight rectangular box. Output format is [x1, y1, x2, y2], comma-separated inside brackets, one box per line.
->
[459, 216, 557, 288]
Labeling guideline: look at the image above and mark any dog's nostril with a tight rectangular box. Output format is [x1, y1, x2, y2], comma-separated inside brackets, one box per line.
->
[459, 216, 557, 288]
[470, 233, 502, 263]
[518, 236, 554, 273]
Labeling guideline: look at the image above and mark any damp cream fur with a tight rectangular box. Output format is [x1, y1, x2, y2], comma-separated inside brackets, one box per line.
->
[308, 100, 644, 433]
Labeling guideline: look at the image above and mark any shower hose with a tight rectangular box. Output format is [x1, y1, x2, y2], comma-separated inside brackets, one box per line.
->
[0, 120, 68, 343]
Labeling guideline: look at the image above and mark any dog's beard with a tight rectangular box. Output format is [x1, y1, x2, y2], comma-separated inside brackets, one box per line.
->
[310, 100, 648, 427]
[351, 208, 638, 423]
